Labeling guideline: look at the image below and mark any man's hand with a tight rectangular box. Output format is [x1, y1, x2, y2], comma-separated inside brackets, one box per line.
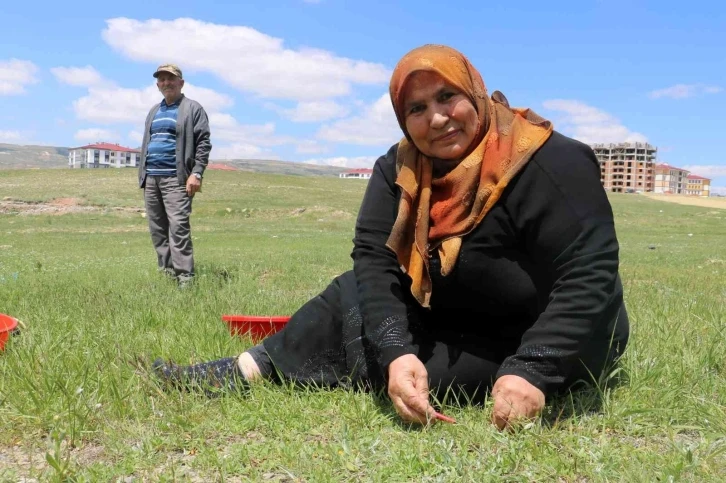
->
[387, 354, 436, 424]
[186, 175, 202, 197]
[491, 375, 545, 431]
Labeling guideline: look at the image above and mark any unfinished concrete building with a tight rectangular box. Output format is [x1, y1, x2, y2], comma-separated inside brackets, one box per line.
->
[589, 142, 657, 193]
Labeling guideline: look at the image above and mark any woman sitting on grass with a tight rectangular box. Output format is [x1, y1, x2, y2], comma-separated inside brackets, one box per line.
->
[154, 44, 629, 430]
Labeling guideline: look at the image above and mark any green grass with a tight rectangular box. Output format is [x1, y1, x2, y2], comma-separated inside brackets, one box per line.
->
[1, 168, 725, 482]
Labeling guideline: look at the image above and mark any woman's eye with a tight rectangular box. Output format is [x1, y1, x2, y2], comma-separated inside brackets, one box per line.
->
[409, 105, 425, 115]
[440, 92, 455, 102]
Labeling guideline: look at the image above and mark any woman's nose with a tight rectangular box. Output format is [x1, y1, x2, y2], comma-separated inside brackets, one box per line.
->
[430, 111, 449, 128]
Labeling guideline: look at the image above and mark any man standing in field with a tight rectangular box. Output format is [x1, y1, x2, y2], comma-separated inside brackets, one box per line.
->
[139, 63, 211, 288]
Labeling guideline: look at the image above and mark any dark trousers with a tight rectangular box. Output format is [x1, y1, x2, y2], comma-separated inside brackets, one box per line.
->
[143, 176, 194, 277]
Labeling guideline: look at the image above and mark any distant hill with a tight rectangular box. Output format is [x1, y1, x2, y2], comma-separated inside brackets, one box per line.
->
[0, 143, 348, 177]
[219, 158, 347, 177]
[0, 143, 69, 169]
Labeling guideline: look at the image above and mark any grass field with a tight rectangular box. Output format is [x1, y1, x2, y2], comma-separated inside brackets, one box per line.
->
[1, 168, 725, 482]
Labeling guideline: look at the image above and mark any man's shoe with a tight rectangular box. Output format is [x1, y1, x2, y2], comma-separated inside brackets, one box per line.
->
[158, 267, 176, 278]
[177, 275, 194, 289]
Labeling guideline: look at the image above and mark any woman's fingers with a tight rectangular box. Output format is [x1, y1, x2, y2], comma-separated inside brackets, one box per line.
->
[491, 395, 515, 431]
[391, 379, 432, 423]
[387, 354, 435, 424]
[392, 395, 429, 424]
[491, 375, 546, 430]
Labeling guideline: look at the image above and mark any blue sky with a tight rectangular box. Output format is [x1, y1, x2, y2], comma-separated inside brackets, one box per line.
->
[1, 0, 725, 190]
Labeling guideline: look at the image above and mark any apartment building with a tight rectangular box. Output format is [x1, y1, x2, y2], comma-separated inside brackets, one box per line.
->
[685, 174, 711, 197]
[653, 164, 712, 197]
[590, 142, 657, 193]
[339, 168, 373, 179]
[68, 143, 140, 169]
[653, 163, 689, 194]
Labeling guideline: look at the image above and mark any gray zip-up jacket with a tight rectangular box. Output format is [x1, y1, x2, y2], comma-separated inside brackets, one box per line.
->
[138, 95, 212, 188]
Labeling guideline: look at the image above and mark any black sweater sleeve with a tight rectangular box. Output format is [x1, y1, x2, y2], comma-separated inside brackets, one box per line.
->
[351, 145, 418, 371]
[496, 133, 623, 395]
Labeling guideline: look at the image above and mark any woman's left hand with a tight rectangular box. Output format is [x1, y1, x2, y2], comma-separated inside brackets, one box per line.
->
[491, 375, 545, 431]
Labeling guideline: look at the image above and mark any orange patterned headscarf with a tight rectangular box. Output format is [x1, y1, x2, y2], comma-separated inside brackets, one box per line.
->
[385, 44, 553, 307]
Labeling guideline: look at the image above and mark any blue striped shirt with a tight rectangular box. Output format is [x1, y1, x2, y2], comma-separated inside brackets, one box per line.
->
[145, 98, 180, 177]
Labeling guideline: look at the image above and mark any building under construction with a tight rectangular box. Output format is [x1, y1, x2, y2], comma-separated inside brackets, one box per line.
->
[589, 142, 657, 193]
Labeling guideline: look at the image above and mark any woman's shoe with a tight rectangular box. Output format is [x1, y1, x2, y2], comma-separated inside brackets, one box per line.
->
[152, 357, 248, 395]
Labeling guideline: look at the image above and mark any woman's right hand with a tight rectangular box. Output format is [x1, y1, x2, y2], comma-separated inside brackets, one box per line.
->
[387, 354, 435, 424]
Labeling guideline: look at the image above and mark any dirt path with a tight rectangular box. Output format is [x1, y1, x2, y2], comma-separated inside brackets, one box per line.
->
[640, 193, 726, 210]
[0, 197, 143, 215]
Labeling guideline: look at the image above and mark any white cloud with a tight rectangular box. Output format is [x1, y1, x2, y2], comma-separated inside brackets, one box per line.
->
[212, 143, 274, 160]
[542, 99, 647, 144]
[73, 82, 233, 124]
[648, 84, 722, 99]
[296, 140, 329, 154]
[303, 156, 378, 168]
[208, 113, 291, 146]
[710, 186, 726, 196]
[61, 64, 285, 159]
[74, 128, 120, 142]
[205, 113, 295, 159]
[102, 18, 390, 101]
[73, 87, 288, 157]
[680, 165, 726, 179]
[128, 130, 143, 144]
[0, 130, 22, 142]
[73, 85, 151, 123]
[281, 100, 349, 122]
[0, 59, 39, 95]
[317, 94, 401, 146]
[51, 66, 103, 87]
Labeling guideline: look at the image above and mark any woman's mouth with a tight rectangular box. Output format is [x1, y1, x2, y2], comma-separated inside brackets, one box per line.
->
[433, 130, 460, 142]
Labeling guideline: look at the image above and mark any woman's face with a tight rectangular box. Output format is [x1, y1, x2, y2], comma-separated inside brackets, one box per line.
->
[402, 70, 479, 161]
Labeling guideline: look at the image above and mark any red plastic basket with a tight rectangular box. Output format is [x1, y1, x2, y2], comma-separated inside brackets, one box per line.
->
[221, 315, 290, 341]
[0, 314, 18, 352]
